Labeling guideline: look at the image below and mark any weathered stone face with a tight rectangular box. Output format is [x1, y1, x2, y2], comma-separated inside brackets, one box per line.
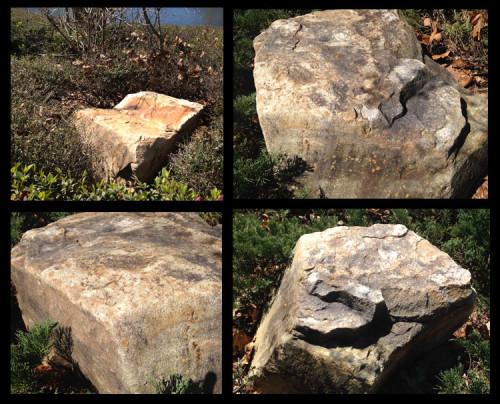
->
[253, 10, 488, 198]
[74, 92, 203, 183]
[250, 224, 475, 393]
[11, 212, 222, 394]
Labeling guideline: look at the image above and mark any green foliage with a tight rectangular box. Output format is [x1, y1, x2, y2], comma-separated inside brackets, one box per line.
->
[345, 209, 368, 226]
[169, 115, 223, 197]
[400, 9, 423, 30]
[389, 209, 411, 226]
[11, 319, 59, 394]
[442, 210, 490, 296]
[148, 373, 201, 394]
[11, 344, 36, 394]
[234, 93, 257, 128]
[15, 319, 59, 367]
[11, 15, 66, 57]
[437, 330, 490, 394]
[11, 163, 222, 201]
[10, 212, 73, 248]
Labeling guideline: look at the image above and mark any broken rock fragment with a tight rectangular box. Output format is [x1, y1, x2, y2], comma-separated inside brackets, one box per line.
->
[11, 212, 222, 394]
[253, 9, 488, 198]
[74, 92, 203, 183]
[250, 224, 475, 393]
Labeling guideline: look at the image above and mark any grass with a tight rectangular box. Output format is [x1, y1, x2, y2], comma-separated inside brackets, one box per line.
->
[11, 8, 223, 200]
[232, 209, 490, 394]
[233, 9, 488, 199]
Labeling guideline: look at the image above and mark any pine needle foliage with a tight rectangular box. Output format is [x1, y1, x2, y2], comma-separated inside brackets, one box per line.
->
[11, 319, 59, 394]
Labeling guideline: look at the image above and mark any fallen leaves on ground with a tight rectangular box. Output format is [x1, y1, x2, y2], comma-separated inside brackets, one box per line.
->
[472, 176, 488, 199]
[470, 11, 487, 40]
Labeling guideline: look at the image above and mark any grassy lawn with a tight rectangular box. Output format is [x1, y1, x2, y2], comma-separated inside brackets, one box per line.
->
[11, 8, 223, 201]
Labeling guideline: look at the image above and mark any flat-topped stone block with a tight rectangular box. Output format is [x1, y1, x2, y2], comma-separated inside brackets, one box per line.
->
[11, 212, 222, 394]
[75, 92, 203, 182]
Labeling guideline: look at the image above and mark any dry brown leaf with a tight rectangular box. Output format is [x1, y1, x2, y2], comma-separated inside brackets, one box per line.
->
[432, 50, 450, 60]
[423, 17, 432, 27]
[233, 328, 252, 356]
[471, 13, 485, 40]
[446, 65, 473, 88]
[452, 58, 471, 68]
[417, 33, 431, 45]
[260, 220, 270, 232]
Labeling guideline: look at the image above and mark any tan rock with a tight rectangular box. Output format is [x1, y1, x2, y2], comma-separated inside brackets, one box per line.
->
[11, 212, 222, 394]
[250, 224, 476, 393]
[74, 92, 203, 183]
[253, 10, 488, 198]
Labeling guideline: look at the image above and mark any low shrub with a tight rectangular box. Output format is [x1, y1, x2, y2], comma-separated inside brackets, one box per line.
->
[437, 330, 490, 394]
[148, 372, 201, 394]
[11, 163, 222, 201]
[11, 319, 59, 394]
[169, 115, 223, 196]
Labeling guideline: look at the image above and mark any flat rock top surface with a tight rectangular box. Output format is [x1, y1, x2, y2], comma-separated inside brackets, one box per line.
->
[293, 224, 474, 339]
[76, 91, 204, 137]
[114, 91, 203, 132]
[11, 212, 222, 325]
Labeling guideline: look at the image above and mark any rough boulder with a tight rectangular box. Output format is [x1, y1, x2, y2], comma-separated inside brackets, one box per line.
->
[250, 224, 476, 393]
[253, 9, 488, 198]
[74, 92, 203, 183]
[11, 212, 222, 394]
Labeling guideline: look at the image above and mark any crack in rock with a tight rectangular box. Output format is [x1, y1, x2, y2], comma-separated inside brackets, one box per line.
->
[292, 23, 303, 52]
[379, 62, 432, 128]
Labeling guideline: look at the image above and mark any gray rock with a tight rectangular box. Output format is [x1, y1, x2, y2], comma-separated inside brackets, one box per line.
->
[11, 212, 222, 394]
[253, 9, 488, 198]
[250, 224, 475, 393]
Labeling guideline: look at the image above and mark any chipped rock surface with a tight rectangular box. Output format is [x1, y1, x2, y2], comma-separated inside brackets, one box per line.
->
[74, 92, 203, 183]
[253, 9, 488, 198]
[11, 212, 222, 394]
[250, 224, 475, 393]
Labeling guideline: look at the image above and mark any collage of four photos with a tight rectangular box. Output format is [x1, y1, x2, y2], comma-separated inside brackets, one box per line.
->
[10, 7, 489, 395]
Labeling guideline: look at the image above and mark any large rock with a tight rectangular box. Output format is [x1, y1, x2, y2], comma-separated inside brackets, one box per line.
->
[250, 224, 475, 393]
[74, 92, 203, 183]
[11, 212, 222, 394]
[253, 10, 488, 198]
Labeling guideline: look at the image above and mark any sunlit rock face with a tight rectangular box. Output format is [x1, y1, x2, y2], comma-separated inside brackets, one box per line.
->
[11, 212, 222, 394]
[253, 9, 488, 198]
[75, 92, 203, 183]
[250, 224, 475, 393]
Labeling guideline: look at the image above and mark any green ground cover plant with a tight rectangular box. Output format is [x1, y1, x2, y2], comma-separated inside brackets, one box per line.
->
[233, 209, 490, 394]
[11, 8, 223, 201]
[233, 9, 488, 199]
[148, 372, 202, 394]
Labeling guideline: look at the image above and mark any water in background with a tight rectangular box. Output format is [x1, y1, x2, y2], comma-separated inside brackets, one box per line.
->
[25, 7, 223, 27]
